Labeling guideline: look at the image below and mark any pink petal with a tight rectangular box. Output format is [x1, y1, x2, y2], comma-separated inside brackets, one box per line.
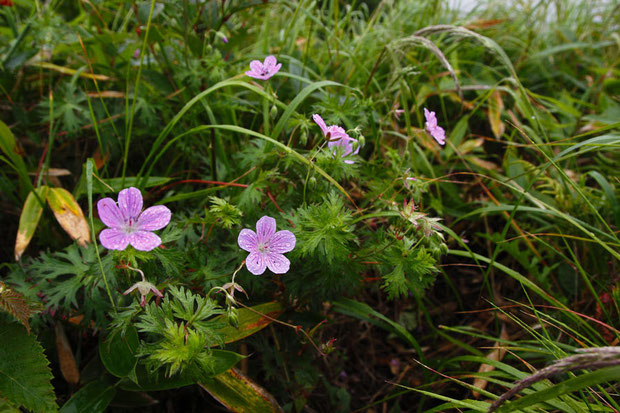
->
[97, 198, 125, 228]
[429, 126, 446, 145]
[424, 108, 437, 128]
[267, 230, 296, 253]
[100, 228, 130, 250]
[149, 285, 163, 298]
[136, 205, 171, 231]
[264, 55, 277, 68]
[129, 231, 162, 251]
[245, 252, 266, 275]
[255, 216, 276, 243]
[246, 70, 263, 79]
[238, 229, 258, 252]
[326, 125, 347, 137]
[312, 114, 328, 136]
[249, 60, 263, 73]
[118, 187, 143, 221]
[271, 63, 282, 75]
[265, 253, 290, 274]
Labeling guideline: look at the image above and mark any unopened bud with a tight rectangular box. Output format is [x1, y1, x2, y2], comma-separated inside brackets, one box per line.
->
[357, 135, 365, 147]
[309, 176, 317, 187]
[270, 104, 278, 119]
[227, 306, 239, 328]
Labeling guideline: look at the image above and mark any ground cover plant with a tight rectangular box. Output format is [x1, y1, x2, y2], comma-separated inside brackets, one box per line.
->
[0, 0, 619, 411]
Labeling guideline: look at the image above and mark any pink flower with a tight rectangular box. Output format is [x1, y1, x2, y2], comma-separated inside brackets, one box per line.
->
[312, 114, 360, 164]
[124, 280, 163, 307]
[238, 216, 296, 275]
[97, 187, 171, 251]
[245, 55, 281, 80]
[394, 109, 405, 120]
[424, 108, 446, 145]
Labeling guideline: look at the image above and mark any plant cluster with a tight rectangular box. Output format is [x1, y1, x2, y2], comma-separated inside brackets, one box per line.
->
[0, 0, 619, 412]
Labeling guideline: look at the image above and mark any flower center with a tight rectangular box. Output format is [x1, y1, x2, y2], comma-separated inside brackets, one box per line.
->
[257, 242, 268, 253]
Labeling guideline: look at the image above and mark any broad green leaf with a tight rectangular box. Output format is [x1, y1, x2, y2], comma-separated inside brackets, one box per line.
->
[0, 320, 57, 412]
[14, 186, 49, 261]
[0, 120, 31, 195]
[59, 380, 116, 413]
[209, 302, 284, 345]
[47, 187, 90, 247]
[99, 325, 139, 379]
[199, 368, 283, 413]
[120, 350, 241, 392]
[210, 350, 245, 376]
[120, 365, 195, 392]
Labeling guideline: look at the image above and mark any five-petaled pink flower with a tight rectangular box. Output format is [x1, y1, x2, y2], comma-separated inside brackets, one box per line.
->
[313, 114, 359, 164]
[97, 187, 171, 251]
[245, 55, 281, 80]
[238, 216, 296, 275]
[424, 108, 446, 145]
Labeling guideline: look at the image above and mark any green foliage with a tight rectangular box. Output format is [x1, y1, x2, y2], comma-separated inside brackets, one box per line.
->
[6, 244, 116, 324]
[134, 286, 227, 378]
[289, 193, 356, 265]
[381, 243, 437, 300]
[0, 320, 57, 412]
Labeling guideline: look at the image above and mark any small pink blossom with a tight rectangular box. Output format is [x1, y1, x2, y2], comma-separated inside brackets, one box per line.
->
[97, 187, 171, 251]
[133, 49, 140, 59]
[124, 280, 163, 307]
[238, 216, 296, 275]
[245, 55, 281, 80]
[312, 114, 360, 164]
[424, 108, 446, 145]
[403, 176, 417, 189]
[394, 109, 405, 120]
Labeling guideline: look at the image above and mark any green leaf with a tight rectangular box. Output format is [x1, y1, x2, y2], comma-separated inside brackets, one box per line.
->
[210, 350, 245, 377]
[209, 302, 284, 345]
[120, 365, 195, 392]
[14, 186, 49, 261]
[497, 366, 620, 413]
[199, 368, 282, 413]
[0, 320, 57, 412]
[59, 380, 116, 413]
[0, 120, 31, 195]
[99, 325, 139, 379]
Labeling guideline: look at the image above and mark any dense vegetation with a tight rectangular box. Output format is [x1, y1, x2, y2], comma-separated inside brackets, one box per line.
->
[1, 0, 619, 411]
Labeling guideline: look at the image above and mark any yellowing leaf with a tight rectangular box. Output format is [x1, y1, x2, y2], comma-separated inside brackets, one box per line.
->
[199, 368, 283, 413]
[55, 323, 80, 385]
[47, 187, 91, 247]
[0, 282, 39, 334]
[488, 90, 505, 139]
[15, 186, 49, 261]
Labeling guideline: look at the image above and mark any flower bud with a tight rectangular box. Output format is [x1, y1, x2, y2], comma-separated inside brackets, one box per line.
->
[309, 176, 317, 188]
[227, 306, 239, 328]
[270, 104, 278, 119]
[357, 135, 365, 147]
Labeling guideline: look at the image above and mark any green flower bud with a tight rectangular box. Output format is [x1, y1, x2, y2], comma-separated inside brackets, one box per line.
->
[270, 104, 278, 119]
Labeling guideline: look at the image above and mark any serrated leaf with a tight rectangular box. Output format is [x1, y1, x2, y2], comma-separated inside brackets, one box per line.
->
[0, 282, 36, 333]
[15, 186, 49, 261]
[208, 302, 284, 346]
[199, 368, 283, 413]
[47, 187, 90, 247]
[59, 380, 116, 413]
[0, 320, 58, 412]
